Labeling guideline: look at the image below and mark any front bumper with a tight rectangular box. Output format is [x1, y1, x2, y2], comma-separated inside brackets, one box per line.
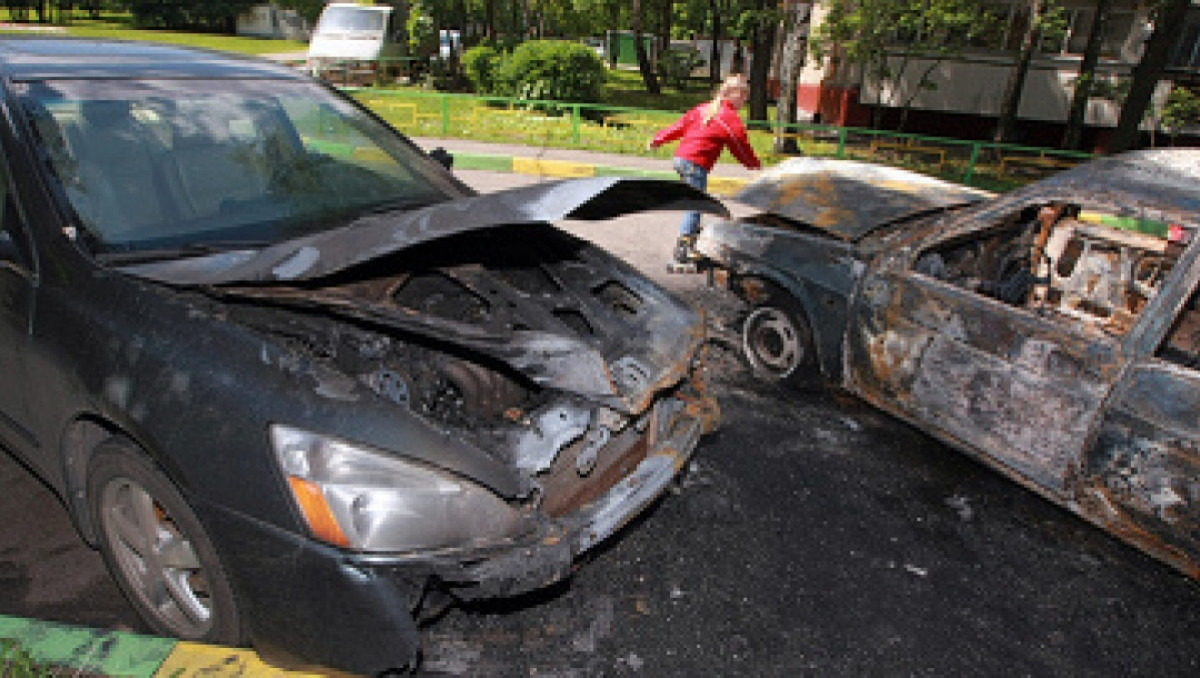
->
[207, 389, 718, 675]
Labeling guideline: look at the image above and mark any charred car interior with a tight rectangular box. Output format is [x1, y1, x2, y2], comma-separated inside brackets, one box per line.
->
[914, 202, 1179, 337]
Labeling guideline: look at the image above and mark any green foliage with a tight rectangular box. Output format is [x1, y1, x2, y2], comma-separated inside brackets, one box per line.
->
[1161, 86, 1200, 134]
[0, 639, 55, 677]
[407, 0, 437, 58]
[495, 40, 606, 103]
[274, 0, 326, 24]
[463, 44, 504, 94]
[120, 0, 258, 32]
[656, 46, 704, 91]
[811, 0, 1002, 112]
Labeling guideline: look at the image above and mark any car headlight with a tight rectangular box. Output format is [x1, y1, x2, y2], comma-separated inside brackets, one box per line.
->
[270, 424, 524, 552]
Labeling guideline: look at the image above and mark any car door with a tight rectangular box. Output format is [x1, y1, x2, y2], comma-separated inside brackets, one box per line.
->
[0, 150, 36, 456]
[843, 199, 1139, 498]
[1080, 244, 1200, 574]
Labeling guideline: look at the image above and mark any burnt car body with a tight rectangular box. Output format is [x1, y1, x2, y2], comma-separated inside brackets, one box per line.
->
[696, 152, 1200, 579]
[0, 39, 726, 673]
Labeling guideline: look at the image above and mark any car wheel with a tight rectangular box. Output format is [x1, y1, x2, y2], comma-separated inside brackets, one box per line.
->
[741, 295, 816, 387]
[87, 438, 243, 644]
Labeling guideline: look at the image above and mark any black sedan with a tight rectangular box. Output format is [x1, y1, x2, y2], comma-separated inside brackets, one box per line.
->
[0, 38, 726, 674]
[696, 152, 1200, 580]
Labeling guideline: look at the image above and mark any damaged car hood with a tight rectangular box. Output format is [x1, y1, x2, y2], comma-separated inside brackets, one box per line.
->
[734, 158, 990, 241]
[120, 178, 729, 413]
[122, 177, 728, 285]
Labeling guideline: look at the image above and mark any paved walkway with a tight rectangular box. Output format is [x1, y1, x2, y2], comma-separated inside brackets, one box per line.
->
[409, 137, 759, 196]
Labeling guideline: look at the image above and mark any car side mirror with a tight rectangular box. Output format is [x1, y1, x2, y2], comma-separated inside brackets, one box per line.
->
[429, 147, 453, 170]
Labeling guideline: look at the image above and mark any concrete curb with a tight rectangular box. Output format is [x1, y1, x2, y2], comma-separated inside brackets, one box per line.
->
[0, 615, 319, 677]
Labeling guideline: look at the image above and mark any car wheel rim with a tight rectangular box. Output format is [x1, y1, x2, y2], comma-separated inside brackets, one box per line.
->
[101, 477, 213, 637]
[744, 306, 802, 378]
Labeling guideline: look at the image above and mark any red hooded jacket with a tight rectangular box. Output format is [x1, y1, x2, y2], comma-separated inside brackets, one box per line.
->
[650, 99, 761, 172]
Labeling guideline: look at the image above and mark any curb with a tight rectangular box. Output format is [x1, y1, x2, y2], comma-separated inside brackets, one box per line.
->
[452, 152, 750, 197]
[0, 615, 319, 677]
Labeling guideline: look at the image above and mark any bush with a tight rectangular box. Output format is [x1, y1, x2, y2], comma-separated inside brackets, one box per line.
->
[463, 44, 504, 94]
[657, 47, 705, 91]
[494, 40, 606, 103]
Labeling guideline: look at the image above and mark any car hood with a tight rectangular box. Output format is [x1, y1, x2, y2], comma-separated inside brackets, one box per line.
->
[122, 178, 729, 414]
[123, 177, 727, 285]
[733, 158, 990, 241]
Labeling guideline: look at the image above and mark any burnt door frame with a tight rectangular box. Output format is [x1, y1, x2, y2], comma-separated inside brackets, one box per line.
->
[842, 197, 1142, 497]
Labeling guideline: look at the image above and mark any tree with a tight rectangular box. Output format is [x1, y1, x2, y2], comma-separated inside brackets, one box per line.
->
[632, 0, 661, 94]
[773, 1, 811, 153]
[1061, 0, 1112, 150]
[742, 1, 778, 123]
[811, 0, 999, 130]
[1160, 85, 1200, 145]
[1107, 0, 1192, 153]
[993, 1, 1068, 144]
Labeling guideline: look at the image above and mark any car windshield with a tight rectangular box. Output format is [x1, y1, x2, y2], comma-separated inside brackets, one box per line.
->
[16, 78, 458, 255]
[316, 7, 387, 33]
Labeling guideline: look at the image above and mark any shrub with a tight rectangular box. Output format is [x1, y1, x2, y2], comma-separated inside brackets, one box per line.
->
[657, 47, 705, 91]
[463, 44, 504, 94]
[494, 40, 606, 103]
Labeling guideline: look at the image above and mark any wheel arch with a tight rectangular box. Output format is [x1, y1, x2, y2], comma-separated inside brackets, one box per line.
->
[729, 266, 842, 382]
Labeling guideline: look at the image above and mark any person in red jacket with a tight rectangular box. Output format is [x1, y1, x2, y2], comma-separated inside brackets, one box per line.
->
[648, 73, 762, 264]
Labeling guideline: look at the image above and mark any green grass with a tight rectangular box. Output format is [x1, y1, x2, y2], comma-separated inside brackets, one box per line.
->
[0, 639, 57, 678]
[0, 12, 305, 56]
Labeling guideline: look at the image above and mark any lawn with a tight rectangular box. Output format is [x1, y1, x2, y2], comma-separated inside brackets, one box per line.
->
[0, 11, 304, 56]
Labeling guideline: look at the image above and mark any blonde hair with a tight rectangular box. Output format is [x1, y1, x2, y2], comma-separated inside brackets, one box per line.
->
[702, 74, 749, 124]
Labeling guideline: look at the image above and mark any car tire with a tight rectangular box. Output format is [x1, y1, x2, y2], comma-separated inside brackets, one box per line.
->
[741, 293, 817, 388]
[87, 437, 243, 645]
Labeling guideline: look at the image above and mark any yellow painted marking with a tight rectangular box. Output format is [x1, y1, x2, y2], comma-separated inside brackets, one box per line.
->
[154, 642, 326, 677]
[706, 177, 748, 197]
[513, 157, 596, 178]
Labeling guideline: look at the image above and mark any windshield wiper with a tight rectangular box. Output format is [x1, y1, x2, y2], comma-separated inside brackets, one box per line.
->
[98, 241, 271, 265]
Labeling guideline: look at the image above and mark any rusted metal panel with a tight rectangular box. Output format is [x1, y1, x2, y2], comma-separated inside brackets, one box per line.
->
[701, 149, 1200, 579]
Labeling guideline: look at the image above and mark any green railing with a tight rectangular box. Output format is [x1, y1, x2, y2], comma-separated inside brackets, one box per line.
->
[349, 88, 1095, 191]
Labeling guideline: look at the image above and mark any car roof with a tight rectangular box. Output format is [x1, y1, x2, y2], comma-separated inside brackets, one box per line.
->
[1031, 148, 1200, 222]
[0, 37, 306, 81]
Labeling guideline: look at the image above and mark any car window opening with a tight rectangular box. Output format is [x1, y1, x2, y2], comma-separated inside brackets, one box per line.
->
[914, 202, 1187, 337]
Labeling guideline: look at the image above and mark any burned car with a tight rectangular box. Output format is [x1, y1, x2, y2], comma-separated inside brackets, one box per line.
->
[696, 152, 1200, 579]
[0, 39, 725, 673]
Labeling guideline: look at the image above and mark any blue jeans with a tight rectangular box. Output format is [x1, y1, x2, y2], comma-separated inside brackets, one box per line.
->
[673, 157, 708, 237]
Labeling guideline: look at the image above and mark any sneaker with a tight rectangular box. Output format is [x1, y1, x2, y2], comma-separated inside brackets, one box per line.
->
[673, 235, 696, 264]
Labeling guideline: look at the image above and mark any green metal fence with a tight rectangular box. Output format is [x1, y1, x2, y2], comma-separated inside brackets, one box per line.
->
[350, 88, 1095, 191]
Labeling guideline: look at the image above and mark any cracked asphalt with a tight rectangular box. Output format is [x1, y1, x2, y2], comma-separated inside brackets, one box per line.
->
[1, 169, 1198, 677]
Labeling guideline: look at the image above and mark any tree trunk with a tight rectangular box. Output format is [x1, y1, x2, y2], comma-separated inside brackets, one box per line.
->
[709, 0, 722, 83]
[994, 0, 1043, 144]
[660, 0, 673, 55]
[633, 0, 661, 94]
[773, 2, 810, 153]
[1062, 0, 1112, 150]
[484, 0, 495, 40]
[1106, 0, 1192, 153]
[747, 0, 777, 123]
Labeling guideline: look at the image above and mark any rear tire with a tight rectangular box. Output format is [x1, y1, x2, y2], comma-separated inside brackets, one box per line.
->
[741, 293, 817, 388]
[87, 438, 243, 645]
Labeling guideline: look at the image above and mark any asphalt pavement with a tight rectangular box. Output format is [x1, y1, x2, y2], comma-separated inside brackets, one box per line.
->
[2, 153, 1199, 677]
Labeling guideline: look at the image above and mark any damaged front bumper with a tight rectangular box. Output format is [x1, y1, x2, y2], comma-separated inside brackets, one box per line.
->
[212, 385, 718, 675]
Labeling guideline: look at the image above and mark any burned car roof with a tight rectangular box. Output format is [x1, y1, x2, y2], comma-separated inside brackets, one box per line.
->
[1018, 148, 1200, 223]
[732, 157, 991, 241]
